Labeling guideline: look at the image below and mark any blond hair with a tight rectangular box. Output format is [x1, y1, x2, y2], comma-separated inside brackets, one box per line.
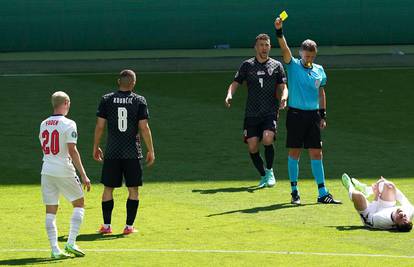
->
[51, 91, 70, 109]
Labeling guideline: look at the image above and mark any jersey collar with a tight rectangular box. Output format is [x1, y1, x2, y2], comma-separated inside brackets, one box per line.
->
[255, 57, 270, 64]
[117, 89, 133, 94]
[300, 59, 313, 69]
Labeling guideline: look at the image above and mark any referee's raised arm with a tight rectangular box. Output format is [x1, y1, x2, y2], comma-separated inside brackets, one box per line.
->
[274, 17, 292, 64]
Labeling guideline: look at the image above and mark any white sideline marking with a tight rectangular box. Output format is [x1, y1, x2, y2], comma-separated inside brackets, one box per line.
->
[1, 248, 414, 259]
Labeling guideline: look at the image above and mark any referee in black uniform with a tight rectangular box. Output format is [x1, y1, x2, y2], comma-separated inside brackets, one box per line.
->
[225, 33, 288, 188]
[93, 69, 155, 234]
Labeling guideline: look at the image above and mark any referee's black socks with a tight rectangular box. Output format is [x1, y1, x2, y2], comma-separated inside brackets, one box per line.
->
[249, 152, 266, 176]
[126, 199, 139, 226]
[102, 199, 114, 225]
[264, 144, 274, 170]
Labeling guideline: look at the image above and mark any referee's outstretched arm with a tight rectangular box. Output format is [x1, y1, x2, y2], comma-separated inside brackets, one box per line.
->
[274, 17, 292, 64]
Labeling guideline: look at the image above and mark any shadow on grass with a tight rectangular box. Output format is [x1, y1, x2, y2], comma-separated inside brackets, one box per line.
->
[58, 233, 125, 242]
[192, 185, 264, 194]
[0, 257, 73, 265]
[326, 225, 398, 232]
[208, 202, 318, 217]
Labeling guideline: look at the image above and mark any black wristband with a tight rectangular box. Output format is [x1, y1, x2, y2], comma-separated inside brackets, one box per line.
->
[319, 109, 326, 120]
[276, 28, 283, 38]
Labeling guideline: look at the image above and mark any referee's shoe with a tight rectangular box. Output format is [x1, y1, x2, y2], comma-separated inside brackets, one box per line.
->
[317, 193, 342, 204]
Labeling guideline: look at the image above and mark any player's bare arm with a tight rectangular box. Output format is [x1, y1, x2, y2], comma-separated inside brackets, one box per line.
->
[319, 87, 327, 129]
[278, 83, 288, 110]
[274, 17, 292, 64]
[93, 117, 106, 162]
[225, 81, 239, 108]
[68, 143, 91, 191]
[139, 119, 155, 167]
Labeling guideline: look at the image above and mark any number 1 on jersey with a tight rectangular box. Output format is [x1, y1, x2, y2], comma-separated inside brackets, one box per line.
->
[259, 78, 263, 88]
[118, 107, 128, 132]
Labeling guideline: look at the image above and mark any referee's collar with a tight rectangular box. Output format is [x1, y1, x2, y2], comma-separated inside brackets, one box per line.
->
[300, 59, 313, 69]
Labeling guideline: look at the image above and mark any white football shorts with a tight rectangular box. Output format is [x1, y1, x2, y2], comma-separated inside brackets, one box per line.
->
[41, 174, 84, 205]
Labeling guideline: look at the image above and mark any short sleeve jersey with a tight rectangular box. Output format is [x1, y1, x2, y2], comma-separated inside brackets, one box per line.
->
[96, 90, 149, 159]
[286, 57, 327, 110]
[39, 115, 78, 177]
[368, 197, 414, 230]
[234, 57, 286, 117]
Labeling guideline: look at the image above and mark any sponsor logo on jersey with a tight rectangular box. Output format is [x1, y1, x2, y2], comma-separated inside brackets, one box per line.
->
[257, 71, 265, 76]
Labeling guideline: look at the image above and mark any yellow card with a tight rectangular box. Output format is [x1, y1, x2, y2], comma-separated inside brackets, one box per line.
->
[279, 10, 288, 21]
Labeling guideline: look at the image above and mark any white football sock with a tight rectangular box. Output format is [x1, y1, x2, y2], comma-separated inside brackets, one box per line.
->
[67, 207, 84, 245]
[348, 189, 355, 200]
[45, 213, 59, 253]
[348, 183, 356, 200]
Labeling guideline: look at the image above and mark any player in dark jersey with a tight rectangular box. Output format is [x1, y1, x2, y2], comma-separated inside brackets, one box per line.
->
[225, 33, 288, 188]
[93, 69, 155, 234]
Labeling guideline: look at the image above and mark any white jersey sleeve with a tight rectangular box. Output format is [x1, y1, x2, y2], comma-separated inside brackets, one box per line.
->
[371, 208, 395, 229]
[396, 189, 414, 219]
[65, 121, 78, 144]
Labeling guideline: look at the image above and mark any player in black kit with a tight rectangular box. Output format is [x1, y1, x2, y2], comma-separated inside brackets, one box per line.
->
[225, 34, 288, 188]
[93, 69, 155, 234]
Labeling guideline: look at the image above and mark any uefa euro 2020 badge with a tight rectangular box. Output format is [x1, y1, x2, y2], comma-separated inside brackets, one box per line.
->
[71, 131, 78, 138]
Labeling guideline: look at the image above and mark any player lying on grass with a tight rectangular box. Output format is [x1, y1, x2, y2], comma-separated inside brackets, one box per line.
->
[342, 174, 413, 231]
[39, 91, 91, 259]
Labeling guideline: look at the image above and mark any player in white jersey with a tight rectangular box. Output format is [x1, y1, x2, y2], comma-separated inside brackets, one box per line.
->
[39, 91, 91, 259]
[342, 173, 413, 232]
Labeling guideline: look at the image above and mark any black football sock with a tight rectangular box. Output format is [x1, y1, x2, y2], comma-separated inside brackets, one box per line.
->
[126, 199, 139, 226]
[264, 144, 275, 170]
[102, 199, 114, 225]
[249, 152, 266, 176]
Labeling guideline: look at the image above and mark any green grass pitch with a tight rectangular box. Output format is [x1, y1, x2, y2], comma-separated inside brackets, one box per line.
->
[0, 69, 414, 266]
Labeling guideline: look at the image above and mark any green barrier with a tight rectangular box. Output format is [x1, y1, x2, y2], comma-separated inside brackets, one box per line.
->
[0, 0, 412, 51]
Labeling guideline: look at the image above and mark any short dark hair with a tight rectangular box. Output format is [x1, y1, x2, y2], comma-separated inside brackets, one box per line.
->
[255, 33, 270, 43]
[300, 39, 318, 52]
[396, 221, 413, 232]
[119, 69, 136, 85]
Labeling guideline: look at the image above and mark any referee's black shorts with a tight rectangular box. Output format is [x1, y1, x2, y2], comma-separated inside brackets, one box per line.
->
[101, 159, 143, 188]
[243, 113, 278, 143]
[286, 107, 322, 149]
